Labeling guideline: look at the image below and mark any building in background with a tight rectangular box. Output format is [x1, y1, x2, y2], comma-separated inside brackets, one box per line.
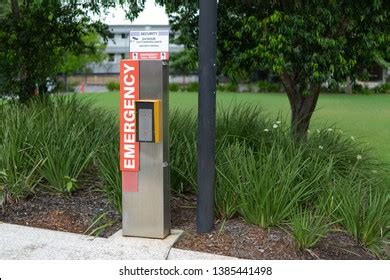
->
[63, 24, 187, 91]
[88, 25, 184, 74]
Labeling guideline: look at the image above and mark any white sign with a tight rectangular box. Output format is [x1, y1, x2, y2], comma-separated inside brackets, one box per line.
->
[130, 29, 169, 54]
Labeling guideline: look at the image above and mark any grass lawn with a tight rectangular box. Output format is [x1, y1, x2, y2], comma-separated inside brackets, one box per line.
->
[80, 91, 390, 165]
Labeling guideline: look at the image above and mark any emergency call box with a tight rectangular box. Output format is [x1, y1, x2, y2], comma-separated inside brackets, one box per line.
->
[135, 100, 160, 143]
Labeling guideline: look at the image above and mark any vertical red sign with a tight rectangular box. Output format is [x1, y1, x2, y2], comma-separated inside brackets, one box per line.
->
[120, 60, 139, 192]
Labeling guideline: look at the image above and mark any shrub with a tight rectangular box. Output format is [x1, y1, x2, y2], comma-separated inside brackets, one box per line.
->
[0, 103, 44, 201]
[2, 98, 387, 255]
[168, 104, 388, 254]
[216, 83, 226, 92]
[106, 81, 120, 91]
[291, 209, 334, 250]
[96, 128, 122, 213]
[169, 83, 180, 92]
[184, 82, 199, 92]
[223, 143, 330, 228]
[257, 80, 283, 92]
[330, 174, 389, 255]
[374, 82, 390, 94]
[352, 83, 372, 95]
[0, 96, 116, 198]
[217, 83, 238, 92]
[170, 109, 197, 193]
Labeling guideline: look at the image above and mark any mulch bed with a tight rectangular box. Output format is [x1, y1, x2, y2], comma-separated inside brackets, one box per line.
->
[0, 170, 378, 260]
[0, 168, 121, 238]
[171, 195, 377, 260]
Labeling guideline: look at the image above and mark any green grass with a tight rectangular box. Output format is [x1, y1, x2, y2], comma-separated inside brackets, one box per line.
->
[81, 91, 390, 165]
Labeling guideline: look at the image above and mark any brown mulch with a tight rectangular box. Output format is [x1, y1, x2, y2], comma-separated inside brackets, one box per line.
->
[0, 168, 121, 238]
[0, 170, 378, 259]
[171, 195, 377, 260]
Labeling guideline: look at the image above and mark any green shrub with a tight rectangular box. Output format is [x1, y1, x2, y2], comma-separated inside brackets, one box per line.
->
[170, 109, 197, 193]
[2, 98, 387, 255]
[169, 83, 180, 92]
[106, 81, 120, 91]
[291, 209, 334, 250]
[331, 174, 389, 255]
[217, 83, 238, 92]
[0, 103, 44, 201]
[224, 144, 330, 228]
[96, 137, 122, 213]
[374, 82, 390, 94]
[352, 83, 372, 95]
[257, 80, 283, 92]
[0, 96, 116, 197]
[168, 104, 388, 254]
[216, 83, 226, 92]
[184, 82, 199, 92]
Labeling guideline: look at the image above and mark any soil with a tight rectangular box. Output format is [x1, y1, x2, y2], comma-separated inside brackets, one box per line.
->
[0, 168, 121, 238]
[0, 170, 378, 260]
[171, 195, 377, 260]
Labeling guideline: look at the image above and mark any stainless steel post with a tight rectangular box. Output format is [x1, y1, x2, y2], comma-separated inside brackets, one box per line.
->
[122, 60, 170, 238]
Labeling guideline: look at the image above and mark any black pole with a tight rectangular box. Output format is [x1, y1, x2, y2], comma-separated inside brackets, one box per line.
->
[196, 0, 217, 233]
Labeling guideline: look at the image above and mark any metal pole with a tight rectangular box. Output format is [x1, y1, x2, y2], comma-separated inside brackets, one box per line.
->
[197, 0, 217, 233]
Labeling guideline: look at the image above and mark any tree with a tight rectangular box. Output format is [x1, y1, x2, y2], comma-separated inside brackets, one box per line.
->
[0, 0, 111, 102]
[170, 48, 197, 87]
[161, 0, 390, 139]
[60, 31, 107, 92]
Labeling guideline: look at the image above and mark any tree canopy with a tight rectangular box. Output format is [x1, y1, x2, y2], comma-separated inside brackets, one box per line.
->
[161, 0, 390, 138]
[0, 0, 113, 101]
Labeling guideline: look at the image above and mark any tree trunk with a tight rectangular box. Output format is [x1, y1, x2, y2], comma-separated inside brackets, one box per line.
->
[345, 76, 352, 94]
[281, 73, 321, 140]
[11, 0, 20, 19]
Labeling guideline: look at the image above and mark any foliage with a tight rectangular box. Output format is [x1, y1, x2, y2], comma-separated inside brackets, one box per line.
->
[60, 31, 107, 75]
[330, 175, 389, 255]
[291, 209, 334, 250]
[0, 0, 111, 102]
[168, 104, 388, 254]
[170, 48, 197, 76]
[217, 83, 238, 93]
[374, 83, 390, 94]
[162, 0, 390, 138]
[95, 127, 122, 214]
[106, 81, 120, 92]
[184, 82, 198, 92]
[169, 83, 180, 92]
[0, 95, 115, 197]
[256, 81, 283, 93]
[0, 102, 44, 201]
[1, 95, 388, 255]
[84, 212, 115, 237]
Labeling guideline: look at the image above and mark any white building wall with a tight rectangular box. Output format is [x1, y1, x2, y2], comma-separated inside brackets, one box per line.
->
[88, 25, 183, 74]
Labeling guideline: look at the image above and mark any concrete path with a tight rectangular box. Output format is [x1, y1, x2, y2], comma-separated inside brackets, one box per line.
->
[0, 223, 236, 260]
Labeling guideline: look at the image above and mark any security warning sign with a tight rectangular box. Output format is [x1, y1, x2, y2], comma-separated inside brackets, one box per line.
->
[130, 29, 170, 61]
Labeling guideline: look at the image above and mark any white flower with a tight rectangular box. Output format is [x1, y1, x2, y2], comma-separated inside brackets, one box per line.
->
[276, 120, 281, 124]
[372, 170, 378, 174]
[273, 124, 278, 129]
[319, 145, 324, 150]
[316, 129, 321, 134]
[357, 155, 362, 160]
[264, 128, 269, 132]
[327, 128, 333, 132]
[351, 136, 355, 141]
